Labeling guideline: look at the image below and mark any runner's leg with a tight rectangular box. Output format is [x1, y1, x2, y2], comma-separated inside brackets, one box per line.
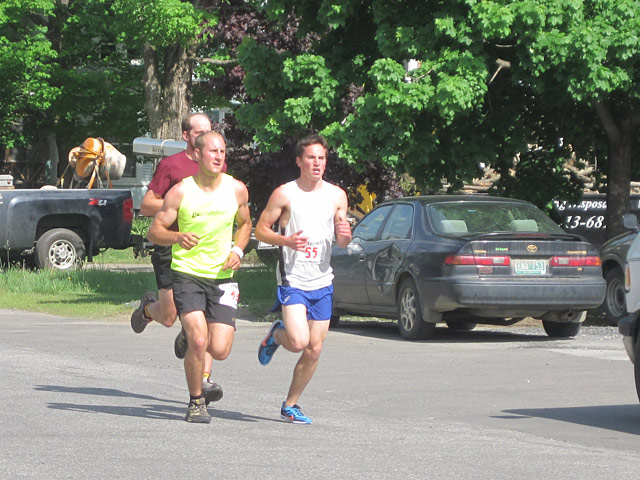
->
[274, 304, 310, 352]
[207, 322, 235, 360]
[283, 314, 329, 406]
[182, 310, 208, 396]
[146, 287, 178, 327]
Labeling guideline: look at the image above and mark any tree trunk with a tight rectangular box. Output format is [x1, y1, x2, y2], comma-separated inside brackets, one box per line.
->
[142, 42, 196, 140]
[594, 101, 637, 239]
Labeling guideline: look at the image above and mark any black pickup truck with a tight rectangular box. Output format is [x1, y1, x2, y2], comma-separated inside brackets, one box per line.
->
[0, 188, 134, 270]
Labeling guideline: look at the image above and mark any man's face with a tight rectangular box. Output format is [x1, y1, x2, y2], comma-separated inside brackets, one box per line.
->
[296, 143, 327, 180]
[197, 134, 226, 176]
[184, 115, 212, 150]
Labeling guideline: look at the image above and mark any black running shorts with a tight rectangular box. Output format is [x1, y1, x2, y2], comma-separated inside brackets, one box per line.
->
[171, 270, 237, 328]
[151, 245, 173, 290]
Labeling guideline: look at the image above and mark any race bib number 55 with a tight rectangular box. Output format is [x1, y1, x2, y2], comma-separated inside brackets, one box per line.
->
[219, 282, 239, 309]
[300, 240, 326, 264]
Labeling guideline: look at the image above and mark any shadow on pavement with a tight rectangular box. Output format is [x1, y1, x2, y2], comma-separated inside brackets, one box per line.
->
[35, 385, 183, 404]
[331, 320, 554, 344]
[46, 402, 184, 421]
[497, 404, 640, 435]
[36, 385, 280, 423]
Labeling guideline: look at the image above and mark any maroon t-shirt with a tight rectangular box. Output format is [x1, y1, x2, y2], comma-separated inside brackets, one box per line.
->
[146, 151, 227, 231]
[147, 151, 229, 197]
[147, 151, 198, 197]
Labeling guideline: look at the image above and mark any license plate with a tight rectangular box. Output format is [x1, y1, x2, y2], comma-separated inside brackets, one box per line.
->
[513, 259, 547, 275]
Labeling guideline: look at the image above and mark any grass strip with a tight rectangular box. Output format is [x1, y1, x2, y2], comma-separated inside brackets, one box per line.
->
[1, 265, 277, 320]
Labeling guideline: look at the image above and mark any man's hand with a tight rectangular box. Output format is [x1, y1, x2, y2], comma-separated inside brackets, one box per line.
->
[222, 251, 242, 271]
[286, 230, 309, 252]
[177, 232, 200, 250]
[335, 215, 352, 248]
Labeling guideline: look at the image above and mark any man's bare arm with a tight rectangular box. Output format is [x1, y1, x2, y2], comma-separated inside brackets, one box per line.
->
[232, 181, 252, 251]
[140, 189, 164, 217]
[222, 181, 252, 271]
[255, 187, 309, 251]
[334, 187, 352, 248]
[147, 183, 199, 249]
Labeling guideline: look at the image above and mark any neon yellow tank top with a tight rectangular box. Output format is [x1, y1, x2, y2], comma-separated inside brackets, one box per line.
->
[171, 174, 238, 279]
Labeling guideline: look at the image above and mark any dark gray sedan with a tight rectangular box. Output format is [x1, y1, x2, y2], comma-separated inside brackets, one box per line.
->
[331, 196, 606, 340]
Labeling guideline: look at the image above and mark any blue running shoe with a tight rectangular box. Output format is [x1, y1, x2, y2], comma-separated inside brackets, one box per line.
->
[280, 402, 312, 424]
[258, 319, 284, 365]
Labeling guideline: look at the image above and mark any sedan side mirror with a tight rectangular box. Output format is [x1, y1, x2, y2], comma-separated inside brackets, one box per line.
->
[347, 243, 363, 253]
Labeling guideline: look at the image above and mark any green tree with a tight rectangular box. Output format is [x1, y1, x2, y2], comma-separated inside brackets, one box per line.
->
[50, 0, 148, 160]
[1, 0, 220, 185]
[111, 0, 217, 140]
[238, 0, 640, 237]
[197, 0, 403, 214]
[0, 0, 59, 148]
[502, 0, 640, 236]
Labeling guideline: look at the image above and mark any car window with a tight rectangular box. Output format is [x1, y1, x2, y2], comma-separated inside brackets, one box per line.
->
[380, 204, 413, 240]
[427, 201, 565, 235]
[353, 205, 393, 242]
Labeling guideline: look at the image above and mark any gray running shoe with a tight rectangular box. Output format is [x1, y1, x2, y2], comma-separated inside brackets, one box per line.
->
[203, 378, 223, 405]
[130, 291, 156, 333]
[185, 398, 211, 424]
[174, 326, 188, 359]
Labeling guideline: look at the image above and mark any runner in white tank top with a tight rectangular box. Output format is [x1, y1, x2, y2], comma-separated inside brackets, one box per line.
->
[254, 134, 352, 424]
[276, 179, 337, 290]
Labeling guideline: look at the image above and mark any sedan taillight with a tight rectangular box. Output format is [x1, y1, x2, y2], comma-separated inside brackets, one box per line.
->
[445, 255, 511, 266]
[549, 256, 601, 266]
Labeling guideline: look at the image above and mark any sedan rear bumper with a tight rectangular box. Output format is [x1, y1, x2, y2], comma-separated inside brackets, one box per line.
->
[431, 278, 606, 311]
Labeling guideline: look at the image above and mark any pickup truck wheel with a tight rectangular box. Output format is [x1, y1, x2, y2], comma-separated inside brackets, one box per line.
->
[542, 320, 581, 338]
[329, 314, 340, 329]
[397, 278, 436, 340]
[603, 267, 627, 326]
[35, 228, 85, 270]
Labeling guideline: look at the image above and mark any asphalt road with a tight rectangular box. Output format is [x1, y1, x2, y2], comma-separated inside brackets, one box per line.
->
[1, 309, 639, 479]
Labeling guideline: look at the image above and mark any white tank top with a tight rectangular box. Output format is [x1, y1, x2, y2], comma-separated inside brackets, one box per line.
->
[277, 180, 336, 290]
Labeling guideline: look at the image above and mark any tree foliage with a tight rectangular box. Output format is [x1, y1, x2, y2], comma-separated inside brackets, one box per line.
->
[199, 0, 403, 215]
[0, 0, 217, 184]
[3, 0, 640, 237]
[0, 0, 59, 147]
[110, 0, 217, 139]
[236, 0, 640, 236]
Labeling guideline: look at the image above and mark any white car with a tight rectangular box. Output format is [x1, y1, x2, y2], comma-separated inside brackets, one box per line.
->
[618, 213, 640, 401]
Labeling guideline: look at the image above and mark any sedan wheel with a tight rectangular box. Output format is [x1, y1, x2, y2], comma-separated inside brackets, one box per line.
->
[397, 278, 435, 340]
[603, 267, 626, 326]
[542, 320, 581, 338]
[446, 320, 477, 331]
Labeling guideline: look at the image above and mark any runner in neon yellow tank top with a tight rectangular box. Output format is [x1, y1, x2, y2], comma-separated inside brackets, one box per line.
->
[129, 113, 220, 403]
[148, 131, 251, 424]
[171, 174, 238, 279]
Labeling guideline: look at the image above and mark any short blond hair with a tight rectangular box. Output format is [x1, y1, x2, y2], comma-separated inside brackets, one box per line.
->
[194, 131, 225, 150]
